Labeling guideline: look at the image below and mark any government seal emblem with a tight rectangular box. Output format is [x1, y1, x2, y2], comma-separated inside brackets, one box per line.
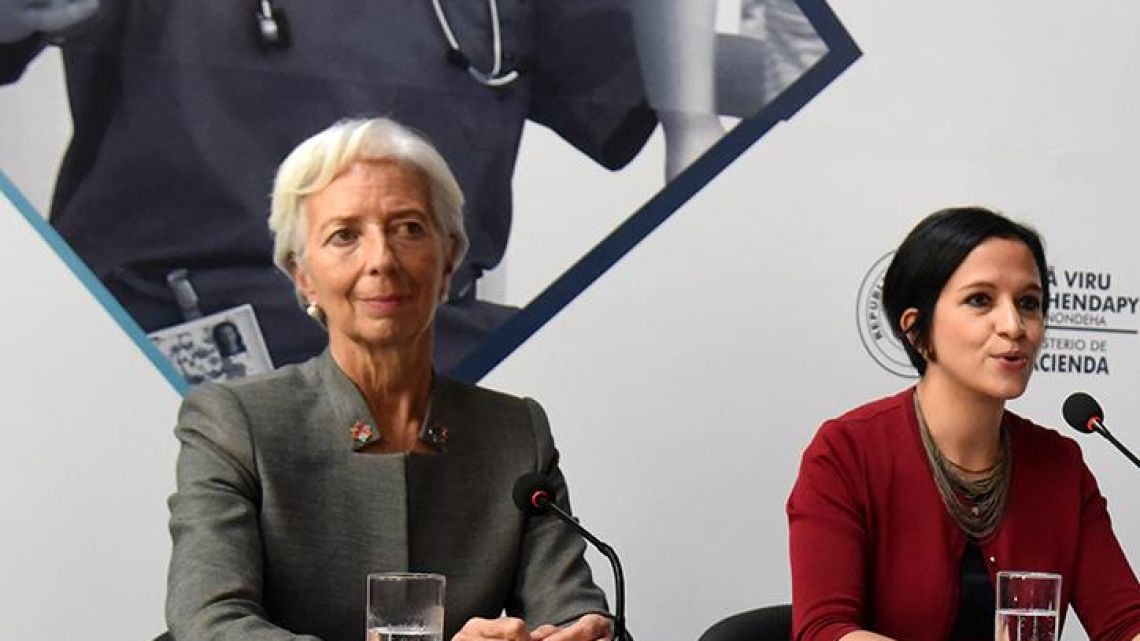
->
[856, 252, 917, 378]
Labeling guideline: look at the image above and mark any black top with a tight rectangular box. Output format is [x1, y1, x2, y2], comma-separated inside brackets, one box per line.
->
[949, 544, 995, 641]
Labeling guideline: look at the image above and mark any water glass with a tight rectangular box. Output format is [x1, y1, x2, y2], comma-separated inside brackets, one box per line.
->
[366, 572, 445, 641]
[995, 571, 1062, 641]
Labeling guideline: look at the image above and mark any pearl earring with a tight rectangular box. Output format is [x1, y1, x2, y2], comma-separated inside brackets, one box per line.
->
[306, 301, 323, 322]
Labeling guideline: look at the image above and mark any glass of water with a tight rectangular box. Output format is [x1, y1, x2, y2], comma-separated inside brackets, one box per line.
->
[995, 571, 1062, 641]
[366, 572, 445, 641]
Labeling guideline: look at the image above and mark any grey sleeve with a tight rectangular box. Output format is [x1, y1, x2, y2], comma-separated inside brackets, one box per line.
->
[165, 383, 321, 641]
[509, 398, 609, 627]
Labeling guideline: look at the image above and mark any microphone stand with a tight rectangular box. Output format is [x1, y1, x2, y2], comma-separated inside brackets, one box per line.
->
[1092, 420, 1140, 468]
[537, 497, 627, 641]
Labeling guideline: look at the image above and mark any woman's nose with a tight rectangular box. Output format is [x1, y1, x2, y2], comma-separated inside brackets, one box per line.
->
[996, 299, 1025, 337]
[362, 230, 398, 273]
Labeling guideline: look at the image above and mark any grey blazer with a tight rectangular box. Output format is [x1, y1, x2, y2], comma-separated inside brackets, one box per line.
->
[166, 351, 605, 641]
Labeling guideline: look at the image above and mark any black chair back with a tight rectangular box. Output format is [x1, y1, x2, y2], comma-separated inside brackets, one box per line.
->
[698, 604, 792, 641]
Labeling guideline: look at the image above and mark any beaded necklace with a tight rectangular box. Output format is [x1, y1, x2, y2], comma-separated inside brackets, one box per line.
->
[914, 395, 1010, 542]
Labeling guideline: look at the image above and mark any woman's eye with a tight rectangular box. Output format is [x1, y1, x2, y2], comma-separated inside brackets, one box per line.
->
[394, 219, 428, 238]
[1018, 296, 1043, 312]
[327, 228, 359, 245]
[965, 293, 991, 307]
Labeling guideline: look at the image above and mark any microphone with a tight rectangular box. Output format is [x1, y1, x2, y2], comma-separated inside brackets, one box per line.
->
[512, 472, 554, 516]
[1062, 392, 1140, 468]
[511, 474, 628, 641]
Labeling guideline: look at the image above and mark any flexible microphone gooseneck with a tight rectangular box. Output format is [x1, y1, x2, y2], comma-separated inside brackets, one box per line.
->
[512, 473, 627, 641]
[1062, 392, 1140, 469]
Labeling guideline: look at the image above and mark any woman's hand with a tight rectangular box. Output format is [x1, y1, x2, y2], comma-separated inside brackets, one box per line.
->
[453, 614, 611, 641]
[453, 617, 533, 641]
[530, 614, 612, 641]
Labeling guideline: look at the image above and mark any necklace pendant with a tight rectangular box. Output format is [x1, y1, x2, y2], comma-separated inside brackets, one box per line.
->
[971, 506, 980, 516]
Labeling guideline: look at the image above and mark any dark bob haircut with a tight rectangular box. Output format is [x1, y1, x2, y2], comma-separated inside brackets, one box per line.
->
[881, 206, 1049, 376]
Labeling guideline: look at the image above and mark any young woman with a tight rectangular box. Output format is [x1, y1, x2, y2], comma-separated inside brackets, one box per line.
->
[788, 207, 1140, 641]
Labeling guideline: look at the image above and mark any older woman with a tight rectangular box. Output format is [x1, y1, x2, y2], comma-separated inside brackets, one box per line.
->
[166, 118, 611, 641]
[788, 208, 1140, 641]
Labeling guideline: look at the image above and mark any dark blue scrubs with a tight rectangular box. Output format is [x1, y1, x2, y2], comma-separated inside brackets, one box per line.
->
[1, 0, 656, 372]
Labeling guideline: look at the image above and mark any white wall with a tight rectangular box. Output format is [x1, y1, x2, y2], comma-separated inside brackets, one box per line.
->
[2, 2, 1139, 640]
[0, 193, 180, 638]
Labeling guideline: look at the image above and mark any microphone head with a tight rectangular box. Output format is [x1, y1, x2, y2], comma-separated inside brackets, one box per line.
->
[512, 473, 553, 516]
[1062, 392, 1103, 434]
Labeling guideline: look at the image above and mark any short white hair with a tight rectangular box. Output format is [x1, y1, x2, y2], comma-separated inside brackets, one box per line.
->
[268, 117, 468, 300]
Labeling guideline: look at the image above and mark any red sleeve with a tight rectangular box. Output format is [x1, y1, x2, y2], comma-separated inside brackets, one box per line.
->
[1069, 455, 1140, 641]
[787, 421, 868, 641]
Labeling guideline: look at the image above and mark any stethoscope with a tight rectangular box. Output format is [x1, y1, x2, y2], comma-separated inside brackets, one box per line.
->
[253, 0, 521, 88]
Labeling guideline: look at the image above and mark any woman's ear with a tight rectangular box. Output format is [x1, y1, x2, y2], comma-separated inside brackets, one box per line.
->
[439, 267, 454, 303]
[291, 254, 317, 304]
[899, 307, 934, 360]
[899, 308, 920, 346]
[443, 252, 455, 282]
[438, 240, 457, 302]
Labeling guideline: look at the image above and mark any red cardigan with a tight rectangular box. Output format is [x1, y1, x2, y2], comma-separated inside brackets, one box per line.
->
[787, 388, 1140, 641]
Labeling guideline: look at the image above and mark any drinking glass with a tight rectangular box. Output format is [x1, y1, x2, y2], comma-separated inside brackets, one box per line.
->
[995, 571, 1062, 641]
[366, 572, 446, 641]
